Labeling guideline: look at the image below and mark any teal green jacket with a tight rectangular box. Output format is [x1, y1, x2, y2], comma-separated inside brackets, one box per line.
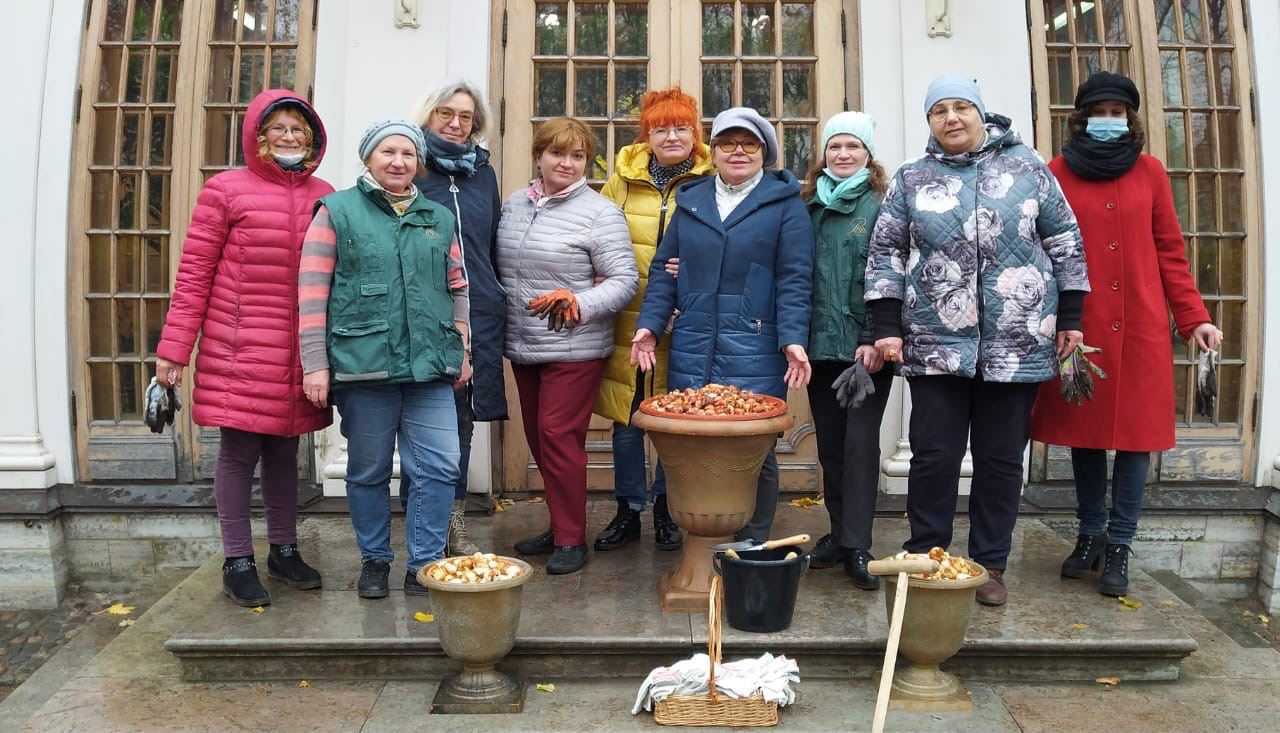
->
[805, 190, 882, 362]
[322, 180, 463, 388]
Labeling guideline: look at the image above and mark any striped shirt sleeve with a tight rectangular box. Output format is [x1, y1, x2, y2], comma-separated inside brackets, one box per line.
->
[298, 205, 337, 374]
[447, 235, 470, 327]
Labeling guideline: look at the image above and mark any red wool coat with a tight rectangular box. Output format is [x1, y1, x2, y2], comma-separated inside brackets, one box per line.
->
[156, 90, 334, 437]
[1030, 154, 1211, 451]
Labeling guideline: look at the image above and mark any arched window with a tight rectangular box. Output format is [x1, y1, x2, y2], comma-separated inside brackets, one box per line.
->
[69, 0, 317, 481]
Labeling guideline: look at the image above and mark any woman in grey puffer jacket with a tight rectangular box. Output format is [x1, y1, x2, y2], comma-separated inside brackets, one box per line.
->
[496, 117, 638, 575]
[864, 75, 1089, 607]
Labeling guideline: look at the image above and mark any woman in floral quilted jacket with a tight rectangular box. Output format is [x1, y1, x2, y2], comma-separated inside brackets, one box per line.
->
[863, 74, 1090, 607]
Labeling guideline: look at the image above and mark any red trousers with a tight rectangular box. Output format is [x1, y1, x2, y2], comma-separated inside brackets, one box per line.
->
[512, 359, 607, 546]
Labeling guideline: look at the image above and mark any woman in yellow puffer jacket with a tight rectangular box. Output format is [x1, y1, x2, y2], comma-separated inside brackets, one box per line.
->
[592, 88, 715, 553]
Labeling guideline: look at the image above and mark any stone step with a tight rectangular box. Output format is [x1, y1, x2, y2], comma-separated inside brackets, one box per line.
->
[164, 511, 1197, 683]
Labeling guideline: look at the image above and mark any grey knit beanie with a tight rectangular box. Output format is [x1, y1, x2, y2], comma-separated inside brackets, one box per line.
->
[709, 107, 779, 167]
[358, 118, 426, 164]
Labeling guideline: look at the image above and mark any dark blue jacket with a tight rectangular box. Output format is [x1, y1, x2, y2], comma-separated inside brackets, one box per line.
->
[414, 147, 509, 421]
[637, 170, 814, 398]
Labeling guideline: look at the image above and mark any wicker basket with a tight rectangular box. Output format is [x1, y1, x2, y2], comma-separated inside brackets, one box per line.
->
[653, 577, 780, 727]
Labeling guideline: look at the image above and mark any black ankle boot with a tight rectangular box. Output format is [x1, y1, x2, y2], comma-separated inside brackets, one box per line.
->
[547, 544, 589, 574]
[843, 549, 880, 590]
[652, 495, 684, 551]
[514, 529, 555, 556]
[267, 543, 322, 590]
[594, 499, 641, 551]
[1061, 532, 1109, 578]
[1098, 543, 1132, 597]
[223, 556, 270, 607]
[809, 533, 849, 569]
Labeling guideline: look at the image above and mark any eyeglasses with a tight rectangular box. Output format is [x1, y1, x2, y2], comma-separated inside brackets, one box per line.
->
[266, 125, 307, 138]
[434, 108, 475, 126]
[649, 126, 694, 138]
[928, 101, 977, 121]
[714, 138, 762, 154]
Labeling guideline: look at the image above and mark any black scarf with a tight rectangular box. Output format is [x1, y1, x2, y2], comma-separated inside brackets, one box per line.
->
[422, 129, 479, 177]
[1060, 135, 1140, 181]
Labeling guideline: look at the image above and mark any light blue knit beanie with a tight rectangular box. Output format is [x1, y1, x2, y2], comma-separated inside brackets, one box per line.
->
[821, 111, 877, 158]
[923, 74, 987, 120]
[358, 118, 426, 164]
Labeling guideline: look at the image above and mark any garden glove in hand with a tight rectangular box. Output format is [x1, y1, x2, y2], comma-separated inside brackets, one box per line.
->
[1058, 344, 1107, 407]
[832, 361, 875, 409]
[143, 376, 181, 434]
[1196, 349, 1218, 418]
[527, 288, 579, 332]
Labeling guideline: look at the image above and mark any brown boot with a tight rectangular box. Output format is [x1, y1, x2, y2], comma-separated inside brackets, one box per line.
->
[976, 569, 1007, 606]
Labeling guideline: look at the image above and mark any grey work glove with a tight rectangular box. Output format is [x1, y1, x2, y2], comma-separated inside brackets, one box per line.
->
[832, 360, 875, 409]
[143, 377, 182, 434]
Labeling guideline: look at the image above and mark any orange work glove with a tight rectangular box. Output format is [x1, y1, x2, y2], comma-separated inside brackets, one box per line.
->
[527, 288, 573, 317]
[545, 293, 580, 332]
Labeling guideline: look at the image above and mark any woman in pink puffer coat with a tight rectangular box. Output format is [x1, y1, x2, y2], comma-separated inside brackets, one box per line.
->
[155, 89, 333, 607]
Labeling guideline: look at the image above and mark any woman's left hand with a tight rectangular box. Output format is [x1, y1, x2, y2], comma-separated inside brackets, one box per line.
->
[455, 351, 473, 390]
[783, 344, 812, 390]
[1055, 329, 1084, 360]
[855, 344, 884, 374]
[1192, 322, 1223, 352]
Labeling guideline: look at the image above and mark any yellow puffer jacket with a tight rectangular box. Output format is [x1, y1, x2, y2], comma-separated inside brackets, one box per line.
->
[593, 142, 715, 424]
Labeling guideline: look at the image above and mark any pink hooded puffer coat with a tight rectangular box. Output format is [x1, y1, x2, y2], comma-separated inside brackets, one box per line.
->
[156, 89, 334, 436]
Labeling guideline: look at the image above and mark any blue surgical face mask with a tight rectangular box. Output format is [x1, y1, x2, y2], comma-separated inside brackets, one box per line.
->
[1085, 117, 1129, 142]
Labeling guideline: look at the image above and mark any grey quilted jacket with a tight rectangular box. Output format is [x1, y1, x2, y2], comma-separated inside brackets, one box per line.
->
[864, 115, 1089, 382]
[496, 183, 638, 364]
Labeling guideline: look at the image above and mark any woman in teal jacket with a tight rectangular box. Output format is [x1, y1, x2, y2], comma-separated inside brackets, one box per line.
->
[801, 112, 892, 590]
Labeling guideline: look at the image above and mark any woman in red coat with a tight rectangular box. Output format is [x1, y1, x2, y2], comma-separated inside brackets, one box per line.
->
[1030, 72, 1223, 596]
[155, 89, 334, 607]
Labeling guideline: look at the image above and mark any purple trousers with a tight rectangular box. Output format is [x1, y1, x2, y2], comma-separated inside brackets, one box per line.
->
[216, 427, 301, 558]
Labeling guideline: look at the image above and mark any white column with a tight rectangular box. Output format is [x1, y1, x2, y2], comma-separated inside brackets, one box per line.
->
[1251, 0, 1280, 489]
[313, 1, 495, 496]
[0, 1, 81, 489]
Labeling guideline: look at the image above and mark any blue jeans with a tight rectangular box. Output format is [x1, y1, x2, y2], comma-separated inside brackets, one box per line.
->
[398, 383, 472, 510]
[612, 421, 666, 511]
[1072, 448, 1150, 546]
[334, 381, 460, 573]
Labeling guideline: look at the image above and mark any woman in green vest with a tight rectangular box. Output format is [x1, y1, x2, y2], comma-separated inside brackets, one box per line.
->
[299, 119, 472, 600]
[801, 112, 893, 590]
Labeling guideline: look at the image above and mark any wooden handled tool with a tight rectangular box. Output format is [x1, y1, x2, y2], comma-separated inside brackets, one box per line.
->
[868, 557, 939, 733]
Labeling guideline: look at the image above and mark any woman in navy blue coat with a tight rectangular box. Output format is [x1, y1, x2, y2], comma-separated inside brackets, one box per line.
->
[633, 107, 815, 542]
[409, 80, 508, 555]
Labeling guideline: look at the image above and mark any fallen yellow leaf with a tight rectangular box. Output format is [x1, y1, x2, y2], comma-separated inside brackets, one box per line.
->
[105, 603, 135, 616]
[413, 611, 434, 623]
[1161, 600, 1175, 606]
[1068, 623, 1087, 630]
[788, 495, 823, 508]
[251, 606, 265, 613]
[298, 680, 310, 688]
[535, 683, 556, 693]
[1260, 614, 1271, 625]
[1117, 596, 1143, 610]
[1095, 676, 1121, 687]
[492, 498, 516, 513]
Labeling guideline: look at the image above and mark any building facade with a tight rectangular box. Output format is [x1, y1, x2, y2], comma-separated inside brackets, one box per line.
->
[3, 0, 1279, 611]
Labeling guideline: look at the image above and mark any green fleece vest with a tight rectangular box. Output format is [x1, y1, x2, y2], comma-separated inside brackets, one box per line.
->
[321, 180, 463, 388]
[806, 191, 882, 362]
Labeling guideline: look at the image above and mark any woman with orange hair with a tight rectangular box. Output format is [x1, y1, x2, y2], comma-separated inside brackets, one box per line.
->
[592, 89, 715, 553]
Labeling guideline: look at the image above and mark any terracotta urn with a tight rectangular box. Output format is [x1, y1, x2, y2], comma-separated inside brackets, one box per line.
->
[417, 556, 533, 713]
[881, 564, 988, 709]
[631, 398, 794, 613]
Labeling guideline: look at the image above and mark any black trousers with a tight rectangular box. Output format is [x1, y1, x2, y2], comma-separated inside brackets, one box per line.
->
[905, 374, 1039, 572]
[807, 360, 894, 550]
[739, 448, 779, 543]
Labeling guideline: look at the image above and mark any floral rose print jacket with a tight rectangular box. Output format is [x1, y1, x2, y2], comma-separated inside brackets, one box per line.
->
[863, 114, 1089, 383]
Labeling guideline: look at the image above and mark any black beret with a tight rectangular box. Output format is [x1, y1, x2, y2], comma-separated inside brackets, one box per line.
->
[1074, 71, 1140, 111]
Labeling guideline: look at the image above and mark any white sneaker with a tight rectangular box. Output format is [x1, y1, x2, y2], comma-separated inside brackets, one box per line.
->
[447, 499, 481, 556]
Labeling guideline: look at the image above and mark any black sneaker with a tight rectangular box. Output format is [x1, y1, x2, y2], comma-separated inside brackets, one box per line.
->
[652, 494, 684, 551]
[547, 545, 589, 575]
[223, 556, 271, 607]
[404, 569, 430, 596]
[514, 529, 555, 556]
[809, 533, 849, 569]
[594, 499, 641, 551]
[843, 549, 880, 590]
[267, 543, 322, 590]
[357, 559, 391, 599]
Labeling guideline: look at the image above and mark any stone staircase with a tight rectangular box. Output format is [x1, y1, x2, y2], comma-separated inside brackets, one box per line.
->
[164, 507, 1196, 684]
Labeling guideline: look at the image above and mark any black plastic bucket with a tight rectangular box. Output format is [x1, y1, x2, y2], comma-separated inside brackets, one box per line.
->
[713, 545, 810, 632]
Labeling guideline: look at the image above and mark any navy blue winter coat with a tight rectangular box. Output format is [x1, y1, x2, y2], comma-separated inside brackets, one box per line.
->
[637, 170, 814, 399]
[414, 147, 509, 421]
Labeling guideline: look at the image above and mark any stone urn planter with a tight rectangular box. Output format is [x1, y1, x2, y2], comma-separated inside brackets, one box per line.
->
[630, 396, 794, 613]
[881, 563, 989, 710]
[417, 556, 533, 713]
